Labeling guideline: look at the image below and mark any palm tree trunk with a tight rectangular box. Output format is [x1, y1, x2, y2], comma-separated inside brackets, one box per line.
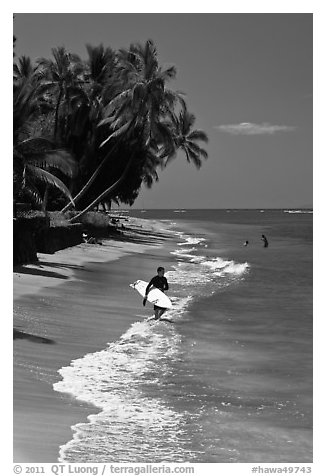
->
[60, 117, 137, 213]
[41, 186, 49, 214]
[68, 154, 134, 224]
[60, 143, 117, 213]
[54, 86, 63, 140]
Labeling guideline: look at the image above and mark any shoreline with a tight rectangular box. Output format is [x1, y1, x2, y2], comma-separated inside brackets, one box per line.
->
[13, 217, 178, 462]
[13, 217, 171, 301]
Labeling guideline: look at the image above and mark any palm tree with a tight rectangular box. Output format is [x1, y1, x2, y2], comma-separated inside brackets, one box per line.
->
[35, 47, 85, 209]
[13, 78, 42, 144]
[68, 150, 135, 223]
[64, 44, 116, 143]
[14, 138, 76, 209]
[65, 44, 119, 169]
[63, 39, 183, 216]
[99, 39, 178, 148]
[13, 56, 36, 81]
[36, 47, 85, 141]
[85, 43, 117, 98]
[165, 105, 209, 169]
[13, 72, 77, 211]
[59, 44, 119, 213]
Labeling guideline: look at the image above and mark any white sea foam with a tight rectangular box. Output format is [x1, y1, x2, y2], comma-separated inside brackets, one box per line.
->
[283, 210, 313, 214]
[166, 264, 212, 285]
[168, 231, 249, 288]
[177, 236, 206, 246]
[55, 227, 249, 462]
[170, 248, 198, 260]
[166, 257, 249, 287]
[219, 261, 249, 275]
[200, 257, 249, 275]
[54, 295, 194, 462]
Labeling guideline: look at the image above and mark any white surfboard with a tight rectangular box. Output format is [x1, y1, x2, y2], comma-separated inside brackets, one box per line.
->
[130, 280, 173, 309]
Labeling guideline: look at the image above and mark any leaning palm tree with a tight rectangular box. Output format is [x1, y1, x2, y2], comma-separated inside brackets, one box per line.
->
[68, 137, 164, 222]
[68, 107, 208, 220]
[62, 39, 182, 216]
[165, 105, 209, 169]
[68, 149, 136, 223]
[59, 44, 119, 213]
[100, 39, 180, 148]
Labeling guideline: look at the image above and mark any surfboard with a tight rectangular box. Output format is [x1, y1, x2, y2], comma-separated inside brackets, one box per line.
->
[130, 280, 173, 309]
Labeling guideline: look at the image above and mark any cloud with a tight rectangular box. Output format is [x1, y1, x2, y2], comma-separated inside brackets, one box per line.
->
[215, 122, 296, 135]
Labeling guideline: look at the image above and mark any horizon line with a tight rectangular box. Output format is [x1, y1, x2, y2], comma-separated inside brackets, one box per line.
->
[111, 206, 313, 210]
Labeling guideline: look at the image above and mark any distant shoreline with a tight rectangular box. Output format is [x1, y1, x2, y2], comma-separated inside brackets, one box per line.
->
[112, 207, 313, 210]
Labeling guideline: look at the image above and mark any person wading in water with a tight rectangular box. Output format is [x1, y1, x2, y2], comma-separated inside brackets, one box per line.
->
[261, 234, 269, 248]
[143, 267, 169, 320]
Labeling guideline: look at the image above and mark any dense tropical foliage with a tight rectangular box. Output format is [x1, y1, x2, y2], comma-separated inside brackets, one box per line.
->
[13, 39, 208, 218]
[13, 67, 76, 211]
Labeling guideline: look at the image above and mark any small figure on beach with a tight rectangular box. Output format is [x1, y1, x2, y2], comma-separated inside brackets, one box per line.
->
[261, 234, 269, 248]
[83, 233, 102, 245]
[143, 266, 169, 320]
[243, 240, 249, 246]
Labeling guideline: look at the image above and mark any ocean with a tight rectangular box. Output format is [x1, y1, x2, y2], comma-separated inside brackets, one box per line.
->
[53, 209, 313, 463]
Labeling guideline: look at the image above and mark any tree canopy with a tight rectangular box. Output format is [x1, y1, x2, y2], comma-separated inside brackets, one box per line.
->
[13, 39, 208, 216]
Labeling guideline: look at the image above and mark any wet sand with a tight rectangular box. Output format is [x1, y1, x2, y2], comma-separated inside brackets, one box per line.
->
[13, 217, 175, 462]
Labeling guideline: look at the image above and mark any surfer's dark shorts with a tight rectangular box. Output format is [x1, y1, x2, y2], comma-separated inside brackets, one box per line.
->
[154, 304, 166, 311]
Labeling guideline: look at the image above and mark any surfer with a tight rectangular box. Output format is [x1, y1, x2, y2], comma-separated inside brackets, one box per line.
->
[261, 234, 269, 248]
[243, 240, 249, 246]
[143, 267, 169, 320]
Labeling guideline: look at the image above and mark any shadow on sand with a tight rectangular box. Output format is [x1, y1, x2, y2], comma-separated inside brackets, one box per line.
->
[111, 227, 172, 246]
[13, 265, 69, 280]
[14, 259, 88, 279]
[13, 328, 55, 344]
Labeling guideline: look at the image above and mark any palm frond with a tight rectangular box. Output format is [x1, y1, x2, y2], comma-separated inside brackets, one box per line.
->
[22, 179, 43, 206]
[13, 56, 35, 80]
[26, 165, 75, 204]
[159, 65, 177, 82]
[17, 136, 56, 153]
[103, 89, 132, 116]
[184, 147, 202, 169]
[98, 115, 116, 127]
[162, 151, 177, 168]
[180, 110, 196, 135]
[99, 120, 133, 148]
[187, 130, 209, 142]
[187, 141, 209, 160]
[30, 150, 78, 178]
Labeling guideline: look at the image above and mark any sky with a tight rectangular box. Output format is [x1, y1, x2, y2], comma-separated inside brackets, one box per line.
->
[13, 12, 313, 209]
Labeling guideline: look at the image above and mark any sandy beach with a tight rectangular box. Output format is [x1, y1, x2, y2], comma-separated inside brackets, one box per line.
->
[13, 217, 176, 462]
